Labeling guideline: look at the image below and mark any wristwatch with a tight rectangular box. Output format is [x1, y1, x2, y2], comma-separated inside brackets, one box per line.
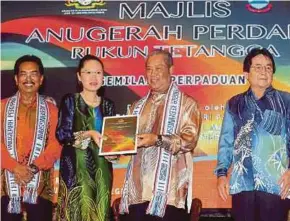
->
[155, 135, 163, 147]
[30, 164, 39, 174]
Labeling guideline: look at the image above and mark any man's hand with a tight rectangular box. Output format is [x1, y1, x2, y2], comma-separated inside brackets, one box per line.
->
[137, 133, 158, 148]
[278, 169, 290, 200]
[217, 176, 230, 201]
[14, 176, 24, 186]
[12, 164, 34, 185]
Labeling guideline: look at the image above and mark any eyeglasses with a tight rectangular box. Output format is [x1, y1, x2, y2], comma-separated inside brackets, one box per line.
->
[80, 71, 102, 75]
[250, 65, 273, 73]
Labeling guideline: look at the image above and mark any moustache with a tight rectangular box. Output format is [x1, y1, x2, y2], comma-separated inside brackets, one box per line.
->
[23, 81, 35, 85]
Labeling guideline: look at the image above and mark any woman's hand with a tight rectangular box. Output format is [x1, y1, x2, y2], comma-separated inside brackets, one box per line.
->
[82, 130, 102, 146]
[73, 130, 101, 149]
[104, 155, 119, 163]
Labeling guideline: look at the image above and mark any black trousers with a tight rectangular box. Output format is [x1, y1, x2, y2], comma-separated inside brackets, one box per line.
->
[1, 196, 52, 221]
[232, 191, 290, 221]
[120, 201, 189, 221]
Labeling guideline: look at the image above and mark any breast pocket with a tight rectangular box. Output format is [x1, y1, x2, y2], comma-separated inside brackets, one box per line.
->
[259, 109, 285, 135]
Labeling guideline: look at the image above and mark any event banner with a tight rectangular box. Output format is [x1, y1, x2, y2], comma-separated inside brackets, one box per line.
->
[1, 1, 290, 208]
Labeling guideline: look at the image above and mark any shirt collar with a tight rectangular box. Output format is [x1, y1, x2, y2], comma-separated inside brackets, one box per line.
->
[246, 86, 275, 99]
[19, 93, 38, 108]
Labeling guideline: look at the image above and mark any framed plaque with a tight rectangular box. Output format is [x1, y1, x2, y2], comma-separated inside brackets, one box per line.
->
[99, 115, 138, 156]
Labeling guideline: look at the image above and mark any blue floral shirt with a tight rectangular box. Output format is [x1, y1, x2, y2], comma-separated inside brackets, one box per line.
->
[215, 87, 290, 196]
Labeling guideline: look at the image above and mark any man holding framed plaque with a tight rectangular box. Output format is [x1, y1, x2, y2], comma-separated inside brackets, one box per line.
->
[119, 50, 202, 221]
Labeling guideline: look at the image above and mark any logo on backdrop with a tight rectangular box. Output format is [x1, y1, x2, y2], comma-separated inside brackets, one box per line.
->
[62, 0, 107, 15]
[65, 0, 105, 9]
[246, 0, 272, 13]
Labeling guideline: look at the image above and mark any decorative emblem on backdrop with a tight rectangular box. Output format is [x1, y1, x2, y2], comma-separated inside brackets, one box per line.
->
[65, 0, 105, 9]
[246, 0, 272, 13]
[62, 0, 107, 15]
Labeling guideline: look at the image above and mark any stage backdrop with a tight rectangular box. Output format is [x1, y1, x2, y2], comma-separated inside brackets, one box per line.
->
[1, 0, 290, 209]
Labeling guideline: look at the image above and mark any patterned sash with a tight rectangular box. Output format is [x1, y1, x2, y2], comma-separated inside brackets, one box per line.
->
[4, 93, 49, 213]
[120, 82, 182, 217]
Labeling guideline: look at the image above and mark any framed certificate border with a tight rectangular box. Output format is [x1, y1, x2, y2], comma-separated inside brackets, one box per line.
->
[99, 115, 139, 156]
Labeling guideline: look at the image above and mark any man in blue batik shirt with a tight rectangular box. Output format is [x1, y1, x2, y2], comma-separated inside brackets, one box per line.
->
[215, 48, 290, 221]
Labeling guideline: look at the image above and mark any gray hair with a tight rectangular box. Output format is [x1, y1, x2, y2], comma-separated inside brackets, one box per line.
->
[145, 49, 173, 68]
